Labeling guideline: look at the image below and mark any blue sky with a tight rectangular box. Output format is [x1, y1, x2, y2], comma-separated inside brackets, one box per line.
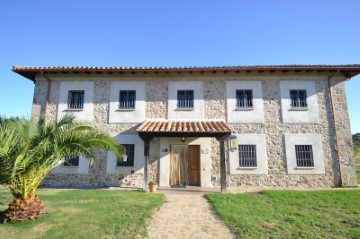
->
[0, 0, 359, 132]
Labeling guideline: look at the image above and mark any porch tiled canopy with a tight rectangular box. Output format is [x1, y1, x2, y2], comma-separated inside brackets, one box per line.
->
[137, 120, 231, 192]
[137, 120, 231, 138]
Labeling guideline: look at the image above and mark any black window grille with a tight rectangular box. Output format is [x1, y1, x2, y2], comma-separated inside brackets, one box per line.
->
[63, 156, 79, 166]
[290, 90, 307, 107]
[119, 90, 136, 109]
[68, 91, 84, 109]
[295, 145, 314, 167]
[236, 90, 253, 108]
[117, 144, 135, 167]
[238, 145, 257, 167]
[177, 90, 194, 108]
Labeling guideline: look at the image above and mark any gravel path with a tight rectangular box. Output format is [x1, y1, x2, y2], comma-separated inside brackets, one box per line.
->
[146, 192, 234, 239]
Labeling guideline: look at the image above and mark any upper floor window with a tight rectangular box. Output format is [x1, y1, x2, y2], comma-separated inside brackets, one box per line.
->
[295, 145, 314, 167]
[63, 155, 79, 166]
[117, 144, 135, 167]
[236, 90, 253, 108]
[119, 90, 136, 109]
[238, 145, 257, 167]
[68, 91, 84, 109]
[290, 90, 307, 108]
[177, 90, 194, 108]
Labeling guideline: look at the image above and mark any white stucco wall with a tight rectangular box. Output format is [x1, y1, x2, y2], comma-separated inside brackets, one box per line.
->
[57, 81, 94, 121]
[229, 134, 268, 175]
[284, 134, 325, 175]
[168, 81, 204, 120]
[106, 134, 144, 174]
[51, 156, 89, 174]
[280, 80, 319, 123]
[108, 81, 145, 123]
[226, 81, 264, 123]
[159, 137, 212, 187]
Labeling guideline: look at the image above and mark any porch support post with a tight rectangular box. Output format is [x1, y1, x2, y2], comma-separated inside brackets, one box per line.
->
[216, 135, 230, 193]
[139, 134, 153, 190]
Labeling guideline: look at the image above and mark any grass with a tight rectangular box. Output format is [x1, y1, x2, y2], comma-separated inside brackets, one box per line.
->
[0, 188, 164, 239]
[206, 190, 360, 239]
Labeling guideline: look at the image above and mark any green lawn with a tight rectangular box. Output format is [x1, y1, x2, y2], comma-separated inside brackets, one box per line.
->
[206, 190, 360, 239]
[357, 165, 360, 184]
[0, 188, 164, 239]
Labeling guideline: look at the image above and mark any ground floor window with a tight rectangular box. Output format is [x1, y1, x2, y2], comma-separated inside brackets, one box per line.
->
[295, 145, 314, 167]
[117, 144, 135, 167]
[238, 145, 257, 167]
[63, 156, 79, 166]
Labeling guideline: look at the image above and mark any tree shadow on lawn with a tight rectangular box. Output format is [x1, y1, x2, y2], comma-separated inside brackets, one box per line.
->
[0, 210, 7, 223]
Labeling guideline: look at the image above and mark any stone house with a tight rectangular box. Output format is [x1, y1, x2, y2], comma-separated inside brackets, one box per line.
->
[13, 64, 360, 190]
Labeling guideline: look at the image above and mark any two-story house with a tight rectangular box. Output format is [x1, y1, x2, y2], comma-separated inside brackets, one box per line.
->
[13, 64, 360, 190]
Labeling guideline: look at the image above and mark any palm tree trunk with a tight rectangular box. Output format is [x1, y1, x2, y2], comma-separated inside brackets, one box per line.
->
[4, 193, 44, 222]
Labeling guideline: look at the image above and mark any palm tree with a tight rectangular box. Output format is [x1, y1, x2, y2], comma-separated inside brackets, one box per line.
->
[0, 114, 121, 222]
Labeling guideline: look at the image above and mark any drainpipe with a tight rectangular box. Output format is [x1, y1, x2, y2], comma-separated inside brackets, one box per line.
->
[327, 70, 343, 186]
[41, 71, 52, 125]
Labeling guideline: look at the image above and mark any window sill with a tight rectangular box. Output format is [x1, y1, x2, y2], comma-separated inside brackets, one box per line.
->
[296, 167, 315, 170]
[234, 107, 254, 111]
[64, 109, 83, 112]
[115, 108, 136, 112]
[116, 166, 135, 167]
[237, 167, 258, 170]
[289, 107, 308, 111]
[175, 108, 194, 111]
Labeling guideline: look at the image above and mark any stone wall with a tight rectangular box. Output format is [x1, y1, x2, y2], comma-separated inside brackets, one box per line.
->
[330, 79, 357, 185]
[31, 72, 356, 188]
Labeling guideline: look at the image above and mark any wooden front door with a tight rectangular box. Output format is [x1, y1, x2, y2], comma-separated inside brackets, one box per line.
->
[188, 145, 200, 186]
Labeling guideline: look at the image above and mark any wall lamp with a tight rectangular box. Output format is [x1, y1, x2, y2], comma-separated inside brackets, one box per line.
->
[181, 137, 186, 142]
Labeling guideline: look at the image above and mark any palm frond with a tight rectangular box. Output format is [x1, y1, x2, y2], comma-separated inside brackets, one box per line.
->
[0, 113, 122, 199]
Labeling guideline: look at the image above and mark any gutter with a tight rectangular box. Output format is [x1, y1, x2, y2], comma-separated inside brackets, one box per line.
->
[40, 71, 52, 125]
[327, 70, 343, 186]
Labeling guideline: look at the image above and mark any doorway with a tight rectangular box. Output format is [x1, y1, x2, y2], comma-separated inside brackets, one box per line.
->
[170, 145, 200, 186]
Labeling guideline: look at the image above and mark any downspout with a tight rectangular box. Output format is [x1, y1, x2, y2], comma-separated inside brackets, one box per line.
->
[327, 70, 343, 186]
[41, 71, 52, 125]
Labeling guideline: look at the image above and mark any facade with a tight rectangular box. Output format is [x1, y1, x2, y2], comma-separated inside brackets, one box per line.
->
[13, 64, 360, 189]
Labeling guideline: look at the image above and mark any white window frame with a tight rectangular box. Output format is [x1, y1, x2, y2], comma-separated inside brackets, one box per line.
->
[284, 134, 325, 175]
[229, 134, 268, 175]
[226, 81, 264, 123]
[106, 134, 144, 174]
[168, 81, 204, 120]
[280, 80, 319, 123]
[51, 156, 89, 174]
[58, 81, 94, 121]
[109, 81, 145, 123]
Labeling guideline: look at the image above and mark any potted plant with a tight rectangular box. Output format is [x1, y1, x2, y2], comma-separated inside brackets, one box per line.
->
[148, 179, 157, 192]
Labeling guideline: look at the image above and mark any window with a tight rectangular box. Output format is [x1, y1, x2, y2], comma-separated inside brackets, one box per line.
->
[119, 90, 136, 109]
[68, 91, 84, 109]
[236, 90, 253, 108]
[290, 90, 307, 108]
[238, 145, 257, 167]
[117, 144, 135, 167]
[63, 156, 79, 166]
[295, 145, 314, 167]
[177, 90, 194, 108]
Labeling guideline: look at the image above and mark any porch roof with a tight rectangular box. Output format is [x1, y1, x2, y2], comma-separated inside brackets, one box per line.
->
[137, 120, 231, 138]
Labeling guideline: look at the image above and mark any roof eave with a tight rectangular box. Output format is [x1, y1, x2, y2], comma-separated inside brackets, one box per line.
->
[12, 64, 360, 82]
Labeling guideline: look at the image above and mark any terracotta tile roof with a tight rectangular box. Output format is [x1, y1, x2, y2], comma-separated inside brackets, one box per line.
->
[12, 64, 360, 71]
[12, 64, 360, 81]
[137, 120, 231, 134]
